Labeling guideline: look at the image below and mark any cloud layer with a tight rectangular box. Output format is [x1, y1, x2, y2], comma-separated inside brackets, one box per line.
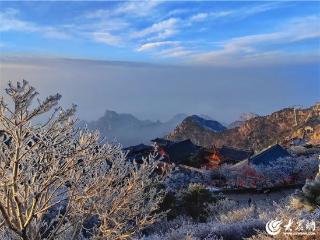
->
[1, 56, 319, 123]
[0, 1, 319, 66]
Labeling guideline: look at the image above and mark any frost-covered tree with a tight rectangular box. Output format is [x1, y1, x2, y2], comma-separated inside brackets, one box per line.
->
[0, 80, 165, 240]
[217, 155, 318, 189]
[253, 155, 318, 187]
[292, 162, 320, 211]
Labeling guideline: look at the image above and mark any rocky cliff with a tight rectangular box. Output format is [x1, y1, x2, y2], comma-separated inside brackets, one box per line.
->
[167, 104, 320, 151]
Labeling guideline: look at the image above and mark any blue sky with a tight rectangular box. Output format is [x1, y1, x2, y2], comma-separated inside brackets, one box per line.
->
[0, 1, 319, 123]
[1, 1, 319, 65]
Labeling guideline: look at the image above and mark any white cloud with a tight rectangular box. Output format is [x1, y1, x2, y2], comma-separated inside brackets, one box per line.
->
[190, 13, 209, 22]
[81, 1, 163, 47]
[132, 18, 179, 39]
[114, 0, 160, 17]
[137, 41, 179, 52]
[193, 15, 320, 66]
[242, 2, 283, 16]
[1, 3, 318, 66]
[165, 9, 190, 18]
[190, 11, 233, 22]
[85, 1, 161, 18]
[75, 18, 129, 32]
[0, 8, 125, 46]
[0, 8, 69, 39]
[189, 2, 283, 24]
[225, 15, 320, 48]
[91, 32, 122, 46]
[68, 18, 128, 46]
[159, 47, 194, 58]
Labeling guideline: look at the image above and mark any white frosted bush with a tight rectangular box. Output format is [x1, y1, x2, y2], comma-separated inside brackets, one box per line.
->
[141, 217, 264, 240]
[0, 81, 166, 240]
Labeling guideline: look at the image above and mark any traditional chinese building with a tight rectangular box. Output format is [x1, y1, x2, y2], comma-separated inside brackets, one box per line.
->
[249, 144, 291, 166]
[202, 145, 253, 169]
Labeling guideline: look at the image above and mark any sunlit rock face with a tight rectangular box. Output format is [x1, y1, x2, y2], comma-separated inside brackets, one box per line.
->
[168, 104, 320, 151]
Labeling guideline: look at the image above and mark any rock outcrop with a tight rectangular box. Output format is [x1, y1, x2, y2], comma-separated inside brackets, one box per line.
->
[168, 104, 320, 151]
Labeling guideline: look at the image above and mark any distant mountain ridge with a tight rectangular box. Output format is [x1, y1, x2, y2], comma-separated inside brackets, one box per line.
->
[228, 112, 259, 129]
[167, 104, 320, 151]
[84, 110, 188, 146]
[184, 115, 226, 132]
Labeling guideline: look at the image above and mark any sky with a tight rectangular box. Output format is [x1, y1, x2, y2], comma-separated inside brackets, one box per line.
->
[0, 1, 319, 123]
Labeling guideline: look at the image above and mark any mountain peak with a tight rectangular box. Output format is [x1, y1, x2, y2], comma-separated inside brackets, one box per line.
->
[168, 104, 320, 151]
[84, 110, 187, 146]
[187, 115, 226, 132]
[239, 112, 259, 121]
[229, 112, 259, 129]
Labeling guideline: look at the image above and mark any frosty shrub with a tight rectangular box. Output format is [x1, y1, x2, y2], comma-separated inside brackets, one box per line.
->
[292, 163, 320, 211]
[219, 206, 256, 224]
[206, 199, 238, 218]
[248, 201, 320, 240]
[218, 154, 319, 189]
[141, 217, 264, 240]
[254, 155, 319, 186]
[181, 184, 220, 222]
[158, 192, 179, 220]
[0, 81, 165, 240]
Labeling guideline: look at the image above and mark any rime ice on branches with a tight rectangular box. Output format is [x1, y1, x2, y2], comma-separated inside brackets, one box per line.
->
[0, 80, 166, 240]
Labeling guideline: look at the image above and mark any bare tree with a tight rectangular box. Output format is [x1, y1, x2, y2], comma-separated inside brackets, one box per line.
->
[0, 80, 166, 240]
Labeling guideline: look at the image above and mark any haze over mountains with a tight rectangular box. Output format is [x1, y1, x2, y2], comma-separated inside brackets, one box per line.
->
[83, 110, 231, 146]
[81, 110, 258, 148]
[168, 104, 320, 151]
[83, 104, 319, 149]
[84, 110, 188, 146]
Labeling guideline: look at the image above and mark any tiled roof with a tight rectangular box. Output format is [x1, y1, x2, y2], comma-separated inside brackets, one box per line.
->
[249, 144, 291, 165]
[219, 146, 252, 162]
